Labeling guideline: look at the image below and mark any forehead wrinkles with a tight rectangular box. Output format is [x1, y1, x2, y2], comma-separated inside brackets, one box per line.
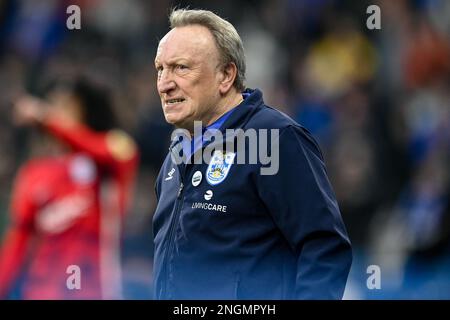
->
[156, 26, 219, 65]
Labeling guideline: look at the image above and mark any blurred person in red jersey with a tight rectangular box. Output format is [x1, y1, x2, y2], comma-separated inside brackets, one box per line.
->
[0, 78, 139, 299]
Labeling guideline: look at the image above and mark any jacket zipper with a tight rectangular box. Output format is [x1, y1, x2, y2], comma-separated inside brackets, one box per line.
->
[161, 167, 185, 299]
[160, 139, 202, 298]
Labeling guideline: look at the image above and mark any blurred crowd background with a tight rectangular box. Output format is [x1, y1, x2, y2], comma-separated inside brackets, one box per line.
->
[0, 0, 449, 299]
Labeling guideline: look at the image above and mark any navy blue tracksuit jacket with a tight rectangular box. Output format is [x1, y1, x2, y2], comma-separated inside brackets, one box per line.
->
[153, 88, 352, 299]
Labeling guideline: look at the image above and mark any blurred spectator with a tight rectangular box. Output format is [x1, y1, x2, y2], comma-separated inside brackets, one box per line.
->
[403, 17, 450, 90]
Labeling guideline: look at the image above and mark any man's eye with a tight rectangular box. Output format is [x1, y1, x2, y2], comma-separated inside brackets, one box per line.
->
[176, 64, 188, 71]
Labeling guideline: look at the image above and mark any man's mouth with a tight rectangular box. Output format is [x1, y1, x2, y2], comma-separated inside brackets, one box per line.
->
[165, 98, 186, 105]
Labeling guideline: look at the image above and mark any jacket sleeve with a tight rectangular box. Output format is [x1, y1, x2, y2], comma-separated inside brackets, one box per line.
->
[256, 125, 352, 299]
[43, 116, 138, 170]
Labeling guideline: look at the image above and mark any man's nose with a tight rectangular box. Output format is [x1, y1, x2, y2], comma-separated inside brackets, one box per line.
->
[158, 70, 176, 94]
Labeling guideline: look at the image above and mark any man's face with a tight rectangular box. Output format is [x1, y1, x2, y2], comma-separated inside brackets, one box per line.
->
[155, 25, 224, 131]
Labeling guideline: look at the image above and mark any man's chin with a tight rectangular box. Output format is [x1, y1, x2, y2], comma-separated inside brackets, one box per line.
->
[164, 114, 181, 125]
[165, 115, 191, 130]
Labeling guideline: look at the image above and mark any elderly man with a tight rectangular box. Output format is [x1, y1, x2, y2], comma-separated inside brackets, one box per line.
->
[152, 8, 352, 299]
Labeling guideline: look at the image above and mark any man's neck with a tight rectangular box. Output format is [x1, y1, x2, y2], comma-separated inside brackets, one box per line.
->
[204, 91, 243, 128]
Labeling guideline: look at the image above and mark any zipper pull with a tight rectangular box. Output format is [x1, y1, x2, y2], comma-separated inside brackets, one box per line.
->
[177, 182, 184, 199]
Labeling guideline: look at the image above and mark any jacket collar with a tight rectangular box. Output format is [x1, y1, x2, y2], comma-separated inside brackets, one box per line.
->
[218, 88, 264, 132]
[169, 88, 264, 162]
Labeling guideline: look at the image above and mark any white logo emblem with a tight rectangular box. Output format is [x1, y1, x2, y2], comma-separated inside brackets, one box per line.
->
[206, 150, 236, 185]
[69, 155, 96, 185]
[165, 168, 175, 181]
[192, 171, 202, 187]
[204, 190, 213, 200]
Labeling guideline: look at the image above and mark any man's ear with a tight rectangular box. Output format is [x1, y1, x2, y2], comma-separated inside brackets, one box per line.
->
[218, 62, 237, 95]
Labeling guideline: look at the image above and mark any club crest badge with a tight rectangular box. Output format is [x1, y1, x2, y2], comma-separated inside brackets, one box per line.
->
[206, 150, 236, 185]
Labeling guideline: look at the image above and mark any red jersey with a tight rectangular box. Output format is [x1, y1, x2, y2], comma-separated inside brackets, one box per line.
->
[0, 118, 138, 299]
